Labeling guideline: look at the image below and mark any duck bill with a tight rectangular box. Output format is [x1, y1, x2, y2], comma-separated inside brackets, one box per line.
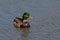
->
[29, 15, 33, 19]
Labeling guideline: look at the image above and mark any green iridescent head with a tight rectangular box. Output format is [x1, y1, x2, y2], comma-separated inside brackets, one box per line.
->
[22, 12, 33, 20]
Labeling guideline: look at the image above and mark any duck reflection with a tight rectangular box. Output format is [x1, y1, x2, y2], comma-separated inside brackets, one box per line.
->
[14, 27, 30, 40]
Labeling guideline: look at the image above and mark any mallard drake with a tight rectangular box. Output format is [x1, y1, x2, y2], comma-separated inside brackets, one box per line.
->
[13, 12, 33, 28]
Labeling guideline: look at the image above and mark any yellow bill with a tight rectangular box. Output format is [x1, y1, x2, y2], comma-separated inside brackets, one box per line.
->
[29, 15, 33, 19]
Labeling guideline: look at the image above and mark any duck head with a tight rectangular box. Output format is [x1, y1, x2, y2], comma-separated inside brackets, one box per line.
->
[22, 12, 33, 22]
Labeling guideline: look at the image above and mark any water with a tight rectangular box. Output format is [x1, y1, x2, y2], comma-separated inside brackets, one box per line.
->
[0, 0, 60, 40]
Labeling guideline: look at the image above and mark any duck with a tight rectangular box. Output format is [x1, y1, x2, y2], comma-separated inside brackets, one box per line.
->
[13, 12, 33, 28]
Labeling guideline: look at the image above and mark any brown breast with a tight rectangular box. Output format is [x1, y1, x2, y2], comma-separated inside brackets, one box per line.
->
[20, 22, 30, 28]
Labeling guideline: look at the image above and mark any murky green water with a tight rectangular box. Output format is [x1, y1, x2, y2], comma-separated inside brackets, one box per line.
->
[0, 0, 60, 40]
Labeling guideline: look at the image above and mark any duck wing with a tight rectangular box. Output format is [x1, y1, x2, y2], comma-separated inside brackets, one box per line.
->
[13, 17, 23, 28]
[15, 17, 23, 21]
[13, 17, 23, 23]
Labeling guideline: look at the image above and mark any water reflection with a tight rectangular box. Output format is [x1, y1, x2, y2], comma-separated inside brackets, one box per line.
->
[14, 27, 30, 40]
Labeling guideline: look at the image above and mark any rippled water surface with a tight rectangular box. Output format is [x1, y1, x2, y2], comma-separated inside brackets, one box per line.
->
[0, 0, 60, 40]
